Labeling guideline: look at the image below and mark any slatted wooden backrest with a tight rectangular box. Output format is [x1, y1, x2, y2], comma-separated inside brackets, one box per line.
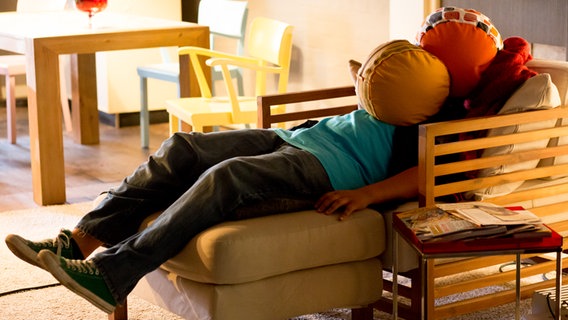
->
[418, 107, 568, 219]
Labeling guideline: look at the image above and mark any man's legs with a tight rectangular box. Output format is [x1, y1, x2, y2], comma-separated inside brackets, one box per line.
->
[6, 129, 283, 269]
[77, 129, 284, 247]
[91, 143, 333, 303]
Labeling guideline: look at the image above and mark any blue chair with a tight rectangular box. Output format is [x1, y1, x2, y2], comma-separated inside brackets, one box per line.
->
[137, 0, 248, 148]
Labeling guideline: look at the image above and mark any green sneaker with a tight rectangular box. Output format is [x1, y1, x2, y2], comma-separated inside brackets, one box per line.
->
[5, 229, 78, 268]
[38, 250, 117, 314]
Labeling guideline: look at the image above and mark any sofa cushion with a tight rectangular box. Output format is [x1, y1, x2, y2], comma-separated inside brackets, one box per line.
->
[141, 208, 385, 284]
[471, 73, 561, 199]
[528, 60, 568, 106]
[528, 59, 568, 175]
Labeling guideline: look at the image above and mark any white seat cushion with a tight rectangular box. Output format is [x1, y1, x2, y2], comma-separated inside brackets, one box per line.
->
[140, 208, 385, 284]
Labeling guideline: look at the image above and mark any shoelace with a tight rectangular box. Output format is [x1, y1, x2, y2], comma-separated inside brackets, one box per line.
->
[36, 229, 71, 257]
[65, 258, 100, 276]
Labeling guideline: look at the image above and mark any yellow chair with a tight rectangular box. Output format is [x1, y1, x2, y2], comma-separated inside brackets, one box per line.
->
[137, 0, 248, 148]
[2, 0, 71, 144]
[166, 17, 294, 133]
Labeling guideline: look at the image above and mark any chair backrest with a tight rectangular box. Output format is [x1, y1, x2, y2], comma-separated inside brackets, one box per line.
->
[178, 16, 293, 125]
[245, 17, 294, 95]
[184, 16, 293, 97]
[198, 0, 248, 57]
[161, 0, 248, 64]
[17, 0, 66, 12]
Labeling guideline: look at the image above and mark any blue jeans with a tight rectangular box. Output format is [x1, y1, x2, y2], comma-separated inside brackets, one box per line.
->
[76, 129, 333, 303]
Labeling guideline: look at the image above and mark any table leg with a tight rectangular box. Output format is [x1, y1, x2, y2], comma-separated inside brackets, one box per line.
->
[392, 232, 398, 320]
[555, 250, 562, 320]
[70, 53, 99, 145]
[516, 253, 521, 320]
[139, 76, 149, 148]
[178, 48, 208, 98]
[26, 39, 66, 205]
[421, 258, 427, 320]
[425, 259, 436, 319]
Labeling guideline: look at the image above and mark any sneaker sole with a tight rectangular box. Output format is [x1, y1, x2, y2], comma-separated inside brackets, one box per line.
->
[5, 234, 44, 269]
[38, 250, 116, 314]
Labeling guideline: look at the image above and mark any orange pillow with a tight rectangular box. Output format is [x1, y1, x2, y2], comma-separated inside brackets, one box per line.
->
[417, 7, 502, 98]
[354, 39, 450, 126]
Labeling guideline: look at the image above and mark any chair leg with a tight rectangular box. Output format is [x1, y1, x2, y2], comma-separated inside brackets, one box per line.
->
[59, 59, 72, 133]
[60, 95, 72, 133]
[6, 74, 16, 144]
[235, 71, 245, 96]
[139, 76, 150, 148]
[108, 298, 128, 320]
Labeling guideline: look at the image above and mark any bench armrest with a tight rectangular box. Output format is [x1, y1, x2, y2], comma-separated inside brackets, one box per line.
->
[257, 86, 357, 128]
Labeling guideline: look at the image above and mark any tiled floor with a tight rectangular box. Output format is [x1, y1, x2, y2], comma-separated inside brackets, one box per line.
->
[0, 105, 170, 211]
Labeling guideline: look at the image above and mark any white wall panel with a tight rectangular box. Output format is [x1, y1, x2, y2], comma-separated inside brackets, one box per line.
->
[245, 0, 423, 92]
[95, 0, 182, 114]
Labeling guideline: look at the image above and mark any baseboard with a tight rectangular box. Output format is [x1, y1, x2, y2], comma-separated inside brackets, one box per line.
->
[98, 110, 169, 128]
[10, 98, 169, 129]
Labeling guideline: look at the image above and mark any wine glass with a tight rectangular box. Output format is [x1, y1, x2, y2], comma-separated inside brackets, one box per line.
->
[75, 0, 108, 28]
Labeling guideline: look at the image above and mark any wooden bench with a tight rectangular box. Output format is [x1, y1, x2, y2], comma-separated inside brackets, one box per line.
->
[257, 59, 568, 320]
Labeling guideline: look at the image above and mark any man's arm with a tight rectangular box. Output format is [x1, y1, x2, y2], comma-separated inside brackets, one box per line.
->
[315, 166, 418, 220]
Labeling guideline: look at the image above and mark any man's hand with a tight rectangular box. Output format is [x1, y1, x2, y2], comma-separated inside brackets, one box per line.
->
[315, 189, 373, 221]
[315, 166, 419, 221]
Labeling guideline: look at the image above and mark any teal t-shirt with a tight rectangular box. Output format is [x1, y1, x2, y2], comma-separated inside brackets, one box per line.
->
[274, 110, 396, 190]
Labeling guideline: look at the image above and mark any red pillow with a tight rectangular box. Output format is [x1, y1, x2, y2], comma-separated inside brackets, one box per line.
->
[417, 7, 503, 98]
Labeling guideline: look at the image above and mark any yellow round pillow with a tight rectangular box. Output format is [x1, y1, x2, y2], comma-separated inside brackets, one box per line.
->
[355, 39, 450, 126]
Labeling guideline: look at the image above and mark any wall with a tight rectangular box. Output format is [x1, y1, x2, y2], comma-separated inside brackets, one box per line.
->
[441, 0, 568, 60]
[243, 0, 424, 92]
[95, 0, 182, 114]
[390, 0, 425, 44]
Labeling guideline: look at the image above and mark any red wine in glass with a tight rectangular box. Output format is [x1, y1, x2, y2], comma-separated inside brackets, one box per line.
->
[75, 0, 108, 27]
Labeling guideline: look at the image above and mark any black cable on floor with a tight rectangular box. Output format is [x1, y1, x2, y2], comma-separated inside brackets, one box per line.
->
[546, 292, 568, 319]
[546, 292, 559, 319]
[498, 260, 535, 273]
[0, 283, 61, 297]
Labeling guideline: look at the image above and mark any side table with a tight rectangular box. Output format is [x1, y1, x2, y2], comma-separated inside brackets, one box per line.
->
[392, 210, 563, 320]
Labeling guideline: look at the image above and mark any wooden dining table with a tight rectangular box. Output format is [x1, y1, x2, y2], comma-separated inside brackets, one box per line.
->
[0, 10, 209, 205]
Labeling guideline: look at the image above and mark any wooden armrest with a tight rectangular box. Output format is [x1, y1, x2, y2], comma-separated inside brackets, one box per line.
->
[178, 46, 249, 62]
[178, 47, 256, 98]
[207, 57, 280, 73]
[257, 86, 357, 128]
